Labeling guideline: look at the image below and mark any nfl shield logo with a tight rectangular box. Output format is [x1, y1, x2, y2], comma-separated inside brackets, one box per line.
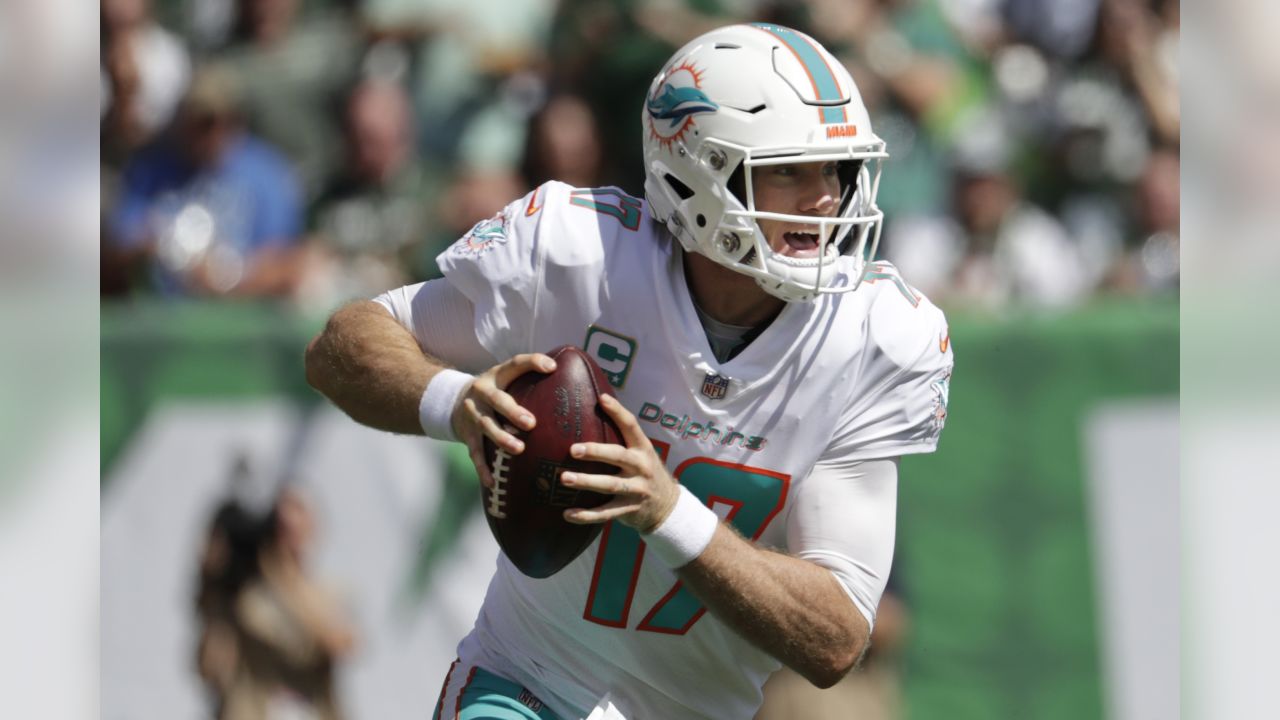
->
[701, 372, 730, 400]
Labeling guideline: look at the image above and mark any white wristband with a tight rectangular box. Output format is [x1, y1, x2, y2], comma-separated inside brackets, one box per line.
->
[643, 485, 719, 568]
[418, 369, 474, 442]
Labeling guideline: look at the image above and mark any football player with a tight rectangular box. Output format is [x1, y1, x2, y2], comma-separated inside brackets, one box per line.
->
[306, 23, 952, 720]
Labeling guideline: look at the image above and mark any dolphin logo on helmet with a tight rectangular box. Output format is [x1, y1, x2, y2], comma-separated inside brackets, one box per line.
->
[647, 84, 719, 129]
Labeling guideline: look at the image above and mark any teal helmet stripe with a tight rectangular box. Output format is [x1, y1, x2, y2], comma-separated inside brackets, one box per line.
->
[751, 23, 847, 124]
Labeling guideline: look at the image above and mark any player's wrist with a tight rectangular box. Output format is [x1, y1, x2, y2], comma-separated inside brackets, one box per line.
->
[418, 369, 474, 441]
[642, 485, 718, 568]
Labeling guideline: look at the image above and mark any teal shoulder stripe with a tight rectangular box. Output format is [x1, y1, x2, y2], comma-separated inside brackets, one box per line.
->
[752, 23, 846, 124]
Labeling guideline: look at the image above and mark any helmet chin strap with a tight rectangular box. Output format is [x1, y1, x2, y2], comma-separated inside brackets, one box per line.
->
[813, 218, 832, 296]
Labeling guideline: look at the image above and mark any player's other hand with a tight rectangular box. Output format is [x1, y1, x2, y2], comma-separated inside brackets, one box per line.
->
[559, 394, 681, 533]
[452, 353, 556, 489]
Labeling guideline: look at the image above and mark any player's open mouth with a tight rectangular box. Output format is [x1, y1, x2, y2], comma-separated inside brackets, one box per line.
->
[783, 231, 821, 254]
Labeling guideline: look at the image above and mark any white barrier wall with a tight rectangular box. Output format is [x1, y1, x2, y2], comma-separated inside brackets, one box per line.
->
[101, 402, 499, 720]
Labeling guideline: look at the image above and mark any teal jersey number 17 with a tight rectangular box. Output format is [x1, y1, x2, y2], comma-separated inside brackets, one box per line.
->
[582, 440, 790, 634]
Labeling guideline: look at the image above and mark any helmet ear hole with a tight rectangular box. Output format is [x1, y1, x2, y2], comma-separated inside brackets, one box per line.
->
[696, 214, 706, 227]
[726, 164, 746, 206]
[664, 174, 695, 200]
[837, 161, 862, 203]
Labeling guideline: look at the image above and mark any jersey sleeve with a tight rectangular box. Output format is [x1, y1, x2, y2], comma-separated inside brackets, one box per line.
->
[787, 457, 899, 629]
[371, 279, 497, 373]
[435, 181, 617, 361]
[827, 269, 954, 462]
[433, 182, 559, 360]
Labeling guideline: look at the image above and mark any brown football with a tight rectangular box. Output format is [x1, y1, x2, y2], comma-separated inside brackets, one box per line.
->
[481, 345, 623, 578]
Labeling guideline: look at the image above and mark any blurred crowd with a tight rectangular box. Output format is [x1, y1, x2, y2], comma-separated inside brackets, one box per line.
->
[100, 0, 1179, 313]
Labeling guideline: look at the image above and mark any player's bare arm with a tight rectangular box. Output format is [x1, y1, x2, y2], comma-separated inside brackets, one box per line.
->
[675, 520, 868, 688]
[562, 394, 868, 689]
[304, 300, 436, 435]
[304, 300, 554, 486]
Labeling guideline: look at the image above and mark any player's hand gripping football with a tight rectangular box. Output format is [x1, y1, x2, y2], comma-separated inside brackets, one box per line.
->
[451, 353, 556, 488]
[559, 394, 681, 534]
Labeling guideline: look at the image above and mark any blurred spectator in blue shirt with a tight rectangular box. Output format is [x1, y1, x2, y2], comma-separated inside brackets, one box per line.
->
[104, 64, 308, 298]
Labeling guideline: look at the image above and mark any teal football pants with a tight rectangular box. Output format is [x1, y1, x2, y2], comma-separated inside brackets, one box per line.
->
[434, 660, 565, 720]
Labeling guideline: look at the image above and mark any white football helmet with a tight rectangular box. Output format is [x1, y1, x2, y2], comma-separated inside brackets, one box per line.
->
[642, 23, 888, 302]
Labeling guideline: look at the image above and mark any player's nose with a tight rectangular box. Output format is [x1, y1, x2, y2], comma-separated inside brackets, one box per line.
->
[798, 178, 838, 214]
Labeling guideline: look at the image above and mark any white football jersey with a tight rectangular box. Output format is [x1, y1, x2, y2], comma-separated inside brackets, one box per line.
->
[430, 181, 952, 719]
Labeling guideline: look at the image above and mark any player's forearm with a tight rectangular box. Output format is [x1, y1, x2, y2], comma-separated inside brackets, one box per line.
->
[678, 523, 869, 688]
[304, 300, 450, 435]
